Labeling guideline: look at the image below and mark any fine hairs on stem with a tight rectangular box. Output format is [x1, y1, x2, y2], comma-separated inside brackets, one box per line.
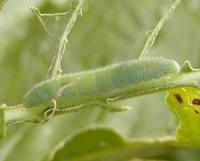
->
[139, 0, 182, 59]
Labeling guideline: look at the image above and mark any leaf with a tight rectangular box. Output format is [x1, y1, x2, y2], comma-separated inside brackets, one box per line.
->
[48, 127, 126, 161]
[166, 62, 200, 143]
[0, 0, 7, 10]
[167, 87, 200, 143]
[48, 127, 200, 161]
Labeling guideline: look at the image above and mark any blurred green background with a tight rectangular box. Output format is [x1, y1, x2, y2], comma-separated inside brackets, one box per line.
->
[0, 0, 200, 160]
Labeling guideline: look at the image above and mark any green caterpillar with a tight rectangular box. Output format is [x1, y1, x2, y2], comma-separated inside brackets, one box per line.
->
[23, 58, 180, 119]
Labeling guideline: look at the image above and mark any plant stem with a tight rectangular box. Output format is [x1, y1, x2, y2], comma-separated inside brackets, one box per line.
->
[2, 104, 44, 125]
[139, 0, 182, 58]
[48, 0, 86, 78]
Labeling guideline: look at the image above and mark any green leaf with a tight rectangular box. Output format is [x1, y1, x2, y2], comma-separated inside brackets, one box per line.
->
[48, 127, 200, 161]
[167, 87, 200, 143]
[48, 127, 125, 161]
[166, 62, 200, 143]
[0, 0, 7, 10]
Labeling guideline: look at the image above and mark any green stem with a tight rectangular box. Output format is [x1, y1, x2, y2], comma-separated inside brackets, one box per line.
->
[5, 105, 44, 125]
[139, 0, 182, 58]
[1, 104, 44, 126]
[0, 104, 45, 138]
[48, 0, 86, 78]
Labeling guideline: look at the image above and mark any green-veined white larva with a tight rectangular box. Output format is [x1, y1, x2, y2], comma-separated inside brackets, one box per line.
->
[23, 58, 180, 118]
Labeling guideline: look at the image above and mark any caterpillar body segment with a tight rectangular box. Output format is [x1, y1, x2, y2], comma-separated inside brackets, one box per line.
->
[23, 58, 180, 112]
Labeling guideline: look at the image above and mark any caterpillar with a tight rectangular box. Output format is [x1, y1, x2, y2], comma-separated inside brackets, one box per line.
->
[23, 57, 180, 118]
